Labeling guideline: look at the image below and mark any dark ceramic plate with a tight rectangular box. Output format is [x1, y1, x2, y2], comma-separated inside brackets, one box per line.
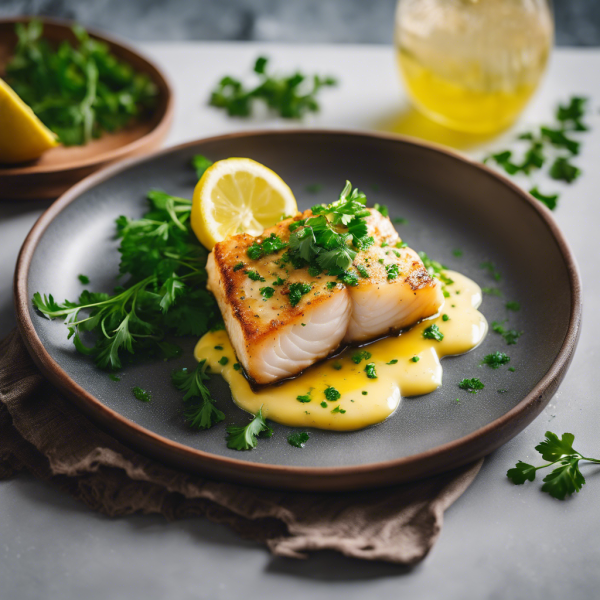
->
[15, 131, 581, 491]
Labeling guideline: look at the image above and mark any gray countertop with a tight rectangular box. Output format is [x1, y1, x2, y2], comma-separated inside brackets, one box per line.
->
[1, 44, 599, 600]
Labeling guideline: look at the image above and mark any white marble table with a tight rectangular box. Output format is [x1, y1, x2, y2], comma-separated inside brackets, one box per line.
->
[2, 44, 600, 600]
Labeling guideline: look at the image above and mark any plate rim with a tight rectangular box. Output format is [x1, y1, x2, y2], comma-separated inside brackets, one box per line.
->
[13, 129, 582, 491]
[0, 16, 174, 177]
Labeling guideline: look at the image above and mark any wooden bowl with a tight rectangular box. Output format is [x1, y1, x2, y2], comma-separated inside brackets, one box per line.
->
[0, 17, 174, 200]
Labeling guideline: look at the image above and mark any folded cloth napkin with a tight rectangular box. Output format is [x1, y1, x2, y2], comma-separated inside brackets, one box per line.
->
[0, 329, 482, 565]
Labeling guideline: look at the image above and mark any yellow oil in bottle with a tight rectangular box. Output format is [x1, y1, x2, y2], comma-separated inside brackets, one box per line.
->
[395, 0, 553, 134]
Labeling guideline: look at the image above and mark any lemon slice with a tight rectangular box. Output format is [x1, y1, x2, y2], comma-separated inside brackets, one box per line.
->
[191, 158, 297, 249]
[0, 78, 58, 164]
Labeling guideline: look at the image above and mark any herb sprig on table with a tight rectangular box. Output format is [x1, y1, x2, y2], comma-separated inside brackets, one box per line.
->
[484, 96, 590, 210]
[209, 56, 336, 119]
[507, 431, 600, 500]
[6, 20, 157, 145]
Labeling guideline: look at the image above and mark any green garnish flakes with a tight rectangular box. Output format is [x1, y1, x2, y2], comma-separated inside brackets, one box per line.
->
[324, 386, 341, 401]
[411, 356, 420, 363]
[481, 352, 510, 369]
[365, 363, 377, 379]
[246, 270, 265, 282]
[218, 356, 229, 366]
[260, 286, 275, 299]
[442, 314, 450, 322]
[458, 378, 485, 393]
[351, 350, 372, 364]
[132, 386, 151, 402]
[226, 407, 273, 451]
[288, 282, 312, 307]
[288, 431, 310, 448]
[423, 324, 444, 342]
[78, 274, 90, 284]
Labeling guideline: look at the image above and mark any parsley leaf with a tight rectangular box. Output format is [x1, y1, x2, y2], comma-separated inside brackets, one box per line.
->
[6, 20, 157, 145]
[288, 282, 312, 307]
[288, 431, 310, 448]
[226, 407, 273, 450]
[192, 155, 213, 179]
[549, 157, 581, 183]
[481, 352, 510, 369]
[491, 320, 523, 345]
[209, 56, 337, 119]
[458, 378, 485, 393]
[324, 386, 341, 401]
[171, 361, 225, 430]
[351, 350, 372, 364]
[423, 324, 444, 341]
[365, 363, 377, 379]
[529, 187, 559, 210]
[507, 431, 599, 500]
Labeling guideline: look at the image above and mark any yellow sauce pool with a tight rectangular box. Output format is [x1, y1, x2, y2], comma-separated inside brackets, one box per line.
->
[195, 270, 486, 431]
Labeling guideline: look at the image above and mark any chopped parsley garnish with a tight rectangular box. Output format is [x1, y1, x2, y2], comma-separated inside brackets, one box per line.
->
[132, 386, 151, 402]
[423, 324, 444, 341]
[233, 262, 245, 272]
[442, 314, 449, 322]
[506, 301, 521, 311]
[351, 350, 372, 364]
[411, 356, 420, 363]
[288, 181, 371, 273]
[507, 431, 600, 500]
[226, 406, 273, 451]
[209, 56, 336, 119]
[365, 363, 377, 379]
[396, 241, 407, 249]
[452, 249, 463, 257]
[381, 241, 389, 247]
[338, 271, 359, 286]
[362, 391, 368, 395]
[509, 367, 516, 372]
[458, 378, 485, 393]
[288, 431, 310, 448]
[246, 270, 265, 282]
[326, 281, 337, 290]
[356, 264, 369, 278]
[320, 401, 328, 408]
[192, 155, 212, 179]
[260, 286, 275, 299]
[481, 352, 510, 369]
[5, 20, 158, 146]
[308, 265, 322, 277]
[482, 287, 502, 297]
[109, 374, 120, 382]
[288, 282, 312, 306]
[483, 96, 589, 209]
[247, 233, 288, 261]
[214, 345, 223, 350]
[480, 261, 501, 281]
[549, 157, 581, 183]
[218, 356, 229, 366]
[272, 276, 285, 286]
[332, 361, 342, 370]
[324, 386, 341, 401]
[78, 274, 90, 284]
[491, 321, 523, 345]
[529, 187, 559, 210]
[296, 392, 312, 403]
[233, 363, 241, 371]
[392, 217, 407, 225]
[385, 263, 400, 280]
[373, 203, 388, 217]
[386, 359, 398, 365]
[172, 361, 225, 430]
[331, 406, 346, 414]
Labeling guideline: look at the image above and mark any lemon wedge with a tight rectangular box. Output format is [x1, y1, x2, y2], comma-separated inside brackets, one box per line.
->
[191, 158, 298, 249]
[0, 78, 58, 164]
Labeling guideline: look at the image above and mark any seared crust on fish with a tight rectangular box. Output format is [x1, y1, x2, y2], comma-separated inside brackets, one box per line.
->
[207, 209, 443, 384]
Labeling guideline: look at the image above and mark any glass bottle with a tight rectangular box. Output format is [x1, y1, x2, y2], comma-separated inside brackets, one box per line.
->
[395, 0, 554, 134]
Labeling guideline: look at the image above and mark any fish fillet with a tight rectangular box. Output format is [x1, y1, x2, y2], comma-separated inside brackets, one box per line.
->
[206, 209, 443, 384]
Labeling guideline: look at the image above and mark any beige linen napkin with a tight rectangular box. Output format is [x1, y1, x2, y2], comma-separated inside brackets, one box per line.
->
[0, 329, 482, 564]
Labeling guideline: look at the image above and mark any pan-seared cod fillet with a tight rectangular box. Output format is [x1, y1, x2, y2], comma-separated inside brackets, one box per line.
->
[207, 208, 443, 384]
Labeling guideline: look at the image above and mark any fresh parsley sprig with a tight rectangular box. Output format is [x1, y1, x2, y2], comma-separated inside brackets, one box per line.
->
[226, 407, 273, 450]
[6, 20, 157, 146]
[209, 56, 337, 119]
[171, 361, 225, 430]
[507, 431, 600, 500]
[33, 156, 221, 371]
[288, 181, 371, 274]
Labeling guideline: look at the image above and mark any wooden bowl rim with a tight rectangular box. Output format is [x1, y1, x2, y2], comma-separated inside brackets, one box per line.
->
[0, 16, 174, 176]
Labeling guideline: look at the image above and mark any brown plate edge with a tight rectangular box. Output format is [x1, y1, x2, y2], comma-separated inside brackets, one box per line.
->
[0, 16, 174, 198]
[13, 129, 583, 492]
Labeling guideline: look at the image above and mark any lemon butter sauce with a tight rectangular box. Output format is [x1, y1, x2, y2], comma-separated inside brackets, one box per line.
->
[195, 270, 487, 431]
